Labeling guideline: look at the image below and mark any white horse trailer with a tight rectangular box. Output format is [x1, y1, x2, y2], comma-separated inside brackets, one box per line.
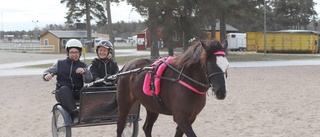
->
[227, 33, 246, 51]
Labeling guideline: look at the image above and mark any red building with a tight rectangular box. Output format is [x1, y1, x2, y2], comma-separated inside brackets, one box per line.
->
[136, 33, 146, 50]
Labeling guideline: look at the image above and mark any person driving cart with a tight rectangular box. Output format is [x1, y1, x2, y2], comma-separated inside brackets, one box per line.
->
[43, 39, 92, 122]
[89, 40, 119, 86]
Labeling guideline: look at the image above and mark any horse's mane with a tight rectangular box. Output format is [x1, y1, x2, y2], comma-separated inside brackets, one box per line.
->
[174, 39, 224, 69]
[174, 41, 205, 69]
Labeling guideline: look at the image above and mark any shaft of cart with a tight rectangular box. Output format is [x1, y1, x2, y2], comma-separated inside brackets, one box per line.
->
[84, 67, 154, 88]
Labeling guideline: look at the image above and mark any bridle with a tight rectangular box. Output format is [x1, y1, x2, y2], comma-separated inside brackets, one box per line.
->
[205, 51, 227, 86]
[162, 62, 210, 88]
[161, 51, 227, 92]
[206, 71, 226, 82]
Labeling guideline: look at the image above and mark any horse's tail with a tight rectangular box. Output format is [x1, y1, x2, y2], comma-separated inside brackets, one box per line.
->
[101, 95, 118, 112]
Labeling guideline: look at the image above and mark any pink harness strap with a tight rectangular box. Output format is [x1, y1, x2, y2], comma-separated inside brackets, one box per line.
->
[178, 80, 206, 94]
[154, 57, 174, 95]
[143, 74, 153, 96]
[214, 51, 225, 55]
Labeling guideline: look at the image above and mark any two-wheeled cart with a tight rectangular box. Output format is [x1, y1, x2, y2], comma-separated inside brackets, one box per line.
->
[51, 81, 140, 137]
[51, 67, 154, 137]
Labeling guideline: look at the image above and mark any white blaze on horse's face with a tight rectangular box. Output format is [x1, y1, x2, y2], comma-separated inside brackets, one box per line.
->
[216, 55, 229, 91]
[216, 56, 229, 76]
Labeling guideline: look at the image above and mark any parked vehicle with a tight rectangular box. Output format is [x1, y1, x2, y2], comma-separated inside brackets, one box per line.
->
[227, 33, 246, 51]
[246, 30, 319, 53]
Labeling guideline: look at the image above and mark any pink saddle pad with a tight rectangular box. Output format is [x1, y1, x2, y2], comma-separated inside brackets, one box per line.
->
[143, 57, 175, 96]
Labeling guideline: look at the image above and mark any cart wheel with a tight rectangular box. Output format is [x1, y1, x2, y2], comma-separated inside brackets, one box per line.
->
[52, 108, 71, 137]
[121, 119, 139, 137]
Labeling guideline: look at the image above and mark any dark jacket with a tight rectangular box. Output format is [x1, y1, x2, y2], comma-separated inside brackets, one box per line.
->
[89, 58, 119, 81]
[43, 57, 92, 91]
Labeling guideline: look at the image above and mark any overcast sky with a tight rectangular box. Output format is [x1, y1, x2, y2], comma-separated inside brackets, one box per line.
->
[0, 0, 145, 31]
[1, 0, 320, 31]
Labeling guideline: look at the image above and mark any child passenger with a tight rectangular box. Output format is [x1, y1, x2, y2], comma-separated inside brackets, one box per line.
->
[89, 40, 119, 86]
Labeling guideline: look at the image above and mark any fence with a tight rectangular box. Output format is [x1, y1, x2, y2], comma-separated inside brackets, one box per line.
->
[0, 44, 55, 53]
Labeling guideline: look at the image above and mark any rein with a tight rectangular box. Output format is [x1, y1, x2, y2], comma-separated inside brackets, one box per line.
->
[156, 61, 210, 95]
[162, 61, 210, 89]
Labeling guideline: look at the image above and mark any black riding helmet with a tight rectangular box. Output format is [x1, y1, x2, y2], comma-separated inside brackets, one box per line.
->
[96, 40, 113, 53]
[95, 40, 113, 60]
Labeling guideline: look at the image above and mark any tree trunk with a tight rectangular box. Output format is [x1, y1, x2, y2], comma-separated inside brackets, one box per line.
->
[85, 1, 92, 52]
[210, 18, 217, 40]
[162, 7, 174, 56]
[220, 10, 227, 54]
[148, 3, 160, 59]
[106, 0, 115, 61]
[220, 11, 226, 42]
[180, 16, 188, 52]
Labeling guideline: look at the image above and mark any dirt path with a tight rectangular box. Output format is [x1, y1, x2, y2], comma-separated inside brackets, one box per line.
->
[0, 66, 319, 136]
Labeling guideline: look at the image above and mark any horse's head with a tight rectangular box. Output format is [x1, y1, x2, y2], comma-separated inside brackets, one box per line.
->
[200, 39, 229, 100]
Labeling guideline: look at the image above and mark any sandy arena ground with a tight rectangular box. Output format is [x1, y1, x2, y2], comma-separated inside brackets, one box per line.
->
[0, 52, 320, 136]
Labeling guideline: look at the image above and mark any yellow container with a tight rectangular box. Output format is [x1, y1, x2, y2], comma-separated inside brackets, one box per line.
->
[246, 30, 319, 53]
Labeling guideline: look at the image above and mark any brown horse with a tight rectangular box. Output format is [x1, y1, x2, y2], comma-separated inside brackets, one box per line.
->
[116, 39, 229, 137]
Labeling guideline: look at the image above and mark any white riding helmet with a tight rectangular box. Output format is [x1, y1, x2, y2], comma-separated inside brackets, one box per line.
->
[66, 39, 82, 49]
[65, 39, 83, 55]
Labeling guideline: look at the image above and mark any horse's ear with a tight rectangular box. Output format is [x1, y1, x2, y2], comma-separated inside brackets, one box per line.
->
[200, 40, 205, 46]
[200, 40, 208, 50]
[221, 39, 228, 52]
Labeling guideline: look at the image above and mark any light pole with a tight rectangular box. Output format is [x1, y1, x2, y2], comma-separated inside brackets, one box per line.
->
[32, 20, 38, 42]
[1, 11, 3, 41]
[263, 0, 267, 56]
[312, 7, 317, 31]
[32, 20, 38, 29]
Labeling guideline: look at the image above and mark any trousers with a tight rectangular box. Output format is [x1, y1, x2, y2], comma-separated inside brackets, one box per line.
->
[55, 86, 80, 113]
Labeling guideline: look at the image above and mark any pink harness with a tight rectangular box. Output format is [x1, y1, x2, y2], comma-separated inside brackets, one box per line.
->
[143, 57, 175, 96]
[143, 51, 225, 96]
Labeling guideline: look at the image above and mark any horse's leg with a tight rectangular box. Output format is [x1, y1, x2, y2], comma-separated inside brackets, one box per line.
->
[116, 102, 132, 137]
[116, 91, 134, 137]
[173, 115, 197, 137]
[174, 118, 196, 137]
[174, 126, 184, 137]
[143, 110, 159, 137]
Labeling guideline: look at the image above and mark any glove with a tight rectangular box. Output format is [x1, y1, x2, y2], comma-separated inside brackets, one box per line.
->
[104, 74, 116, 81]
[103, 75, 110, 81]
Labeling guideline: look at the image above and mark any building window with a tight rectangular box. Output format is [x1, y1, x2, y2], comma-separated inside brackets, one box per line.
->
[62, 39, 67, 49]
[44, 39, 49, 45]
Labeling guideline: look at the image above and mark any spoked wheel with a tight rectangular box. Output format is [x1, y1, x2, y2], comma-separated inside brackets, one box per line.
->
[121, 118, 139, 137]
[52, 109, 71, 137]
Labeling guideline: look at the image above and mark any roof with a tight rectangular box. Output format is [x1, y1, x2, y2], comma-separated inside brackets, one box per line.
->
[41, 30, 98, 38]
[273, 30, 320, 35]
[203, 20, 239, 32]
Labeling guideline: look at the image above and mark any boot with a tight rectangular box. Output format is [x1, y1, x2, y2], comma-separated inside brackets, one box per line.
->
[70, 109, 79, 124]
